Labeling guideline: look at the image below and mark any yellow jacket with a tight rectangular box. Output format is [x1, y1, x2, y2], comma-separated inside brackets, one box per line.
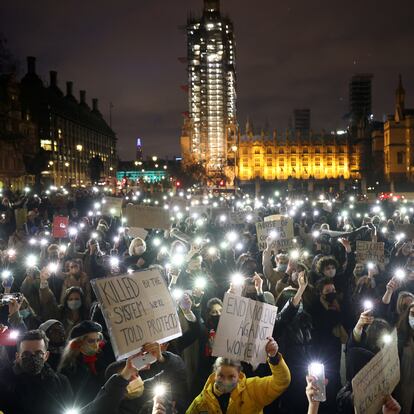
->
[186, 355, 291, 414]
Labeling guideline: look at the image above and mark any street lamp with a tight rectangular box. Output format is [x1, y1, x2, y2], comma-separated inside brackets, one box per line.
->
[152, 156, 158, 162]
[76, 145, 83, 186]
[64, 162, 69, 167]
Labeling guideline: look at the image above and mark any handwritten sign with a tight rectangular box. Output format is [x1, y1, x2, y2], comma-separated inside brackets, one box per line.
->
[102, 197, 123, 217]
[256, 217, 294, 251]
[352, 330, 400, 414]
[212, 293, 277, 367]
[91, 268, 182, 360]
[356, 241, 385, 264]
[52, 216, 69, 239]
[125, 205, 171, 230]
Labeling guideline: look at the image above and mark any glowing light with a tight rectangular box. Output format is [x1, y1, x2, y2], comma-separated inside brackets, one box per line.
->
[26, 254, 37, 267]
[395, 268, 406, 280]
[308, 362, 324, 376]
[231, 273, 244, 286]
[194, 277, 207, 289]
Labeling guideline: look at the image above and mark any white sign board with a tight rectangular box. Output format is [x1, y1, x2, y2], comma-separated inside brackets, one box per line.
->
[125, 205, 171, 230]
[91, 268, 182, 360]
[352, 330, 400, 414]
[256, 217, 294, 251]
[212, 293, 277, 367]
[102, 197, 123, 217]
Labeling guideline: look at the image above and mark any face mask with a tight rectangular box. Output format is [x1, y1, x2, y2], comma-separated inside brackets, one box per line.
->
[20, 354, 45, 376]
[134, 246, 145, 255]
[125, 377, 144, 399]
[81, 343, 99, 356]
[67, 299, 81, 310]
[209, 315, 220, 330]
[19, 309, 31, 319]
[324, 292, 336, 304]
[276, 264, 288, 273]
[324, 268, 336, 278]
[409, 315, 414, 330]
[215, 379, 238, 394]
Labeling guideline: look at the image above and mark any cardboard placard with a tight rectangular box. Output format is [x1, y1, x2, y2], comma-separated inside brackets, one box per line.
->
[256, 217, 294, 251]
[125, 205, 171, 230]
[102, 197, 123, 217]
[91, 268, 182, 360]
[352, 330, 400, 414]
[356, 241, 385, 264]
[52, 216, 69, 239]
[129, 227, 148, 240]
[212, 293, 277, 367]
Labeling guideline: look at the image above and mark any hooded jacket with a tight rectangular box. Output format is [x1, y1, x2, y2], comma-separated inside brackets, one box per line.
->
[186, 356, 291, 414]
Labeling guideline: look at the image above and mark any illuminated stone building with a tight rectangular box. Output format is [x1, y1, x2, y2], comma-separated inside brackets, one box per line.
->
[182, 0, 238, 174]
[384, 75, 414, 182]
[20, 56, 117, 187]
[236, 123, 360, 182]
[0, 73, 37, 189]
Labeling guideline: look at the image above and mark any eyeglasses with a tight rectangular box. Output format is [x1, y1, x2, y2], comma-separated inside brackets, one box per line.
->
[69, 265, 79, 269]
[21, 350, 45, 358]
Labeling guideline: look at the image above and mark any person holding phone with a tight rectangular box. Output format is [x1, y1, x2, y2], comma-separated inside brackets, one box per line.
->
[186, 337, 290, 414]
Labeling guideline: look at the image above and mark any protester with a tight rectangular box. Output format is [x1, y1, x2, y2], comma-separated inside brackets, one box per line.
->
[1, 185, 414, 413]
[186, 337, 291, 413]
[58, 320, 115, 406]
[0, 329, 73, 414]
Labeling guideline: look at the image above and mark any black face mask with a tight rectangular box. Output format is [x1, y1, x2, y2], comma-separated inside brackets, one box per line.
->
[324, 292, 336, 304]
[209, 315, 220, 330]
[20, 354, 45, 376]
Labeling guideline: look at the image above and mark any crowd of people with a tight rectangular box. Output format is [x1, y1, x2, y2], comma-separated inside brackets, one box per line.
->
[0, 186, 413, 414]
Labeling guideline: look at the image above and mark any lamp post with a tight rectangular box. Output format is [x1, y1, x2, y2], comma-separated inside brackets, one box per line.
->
[76, 145, 83, 186]
[231, 145, 238, 187]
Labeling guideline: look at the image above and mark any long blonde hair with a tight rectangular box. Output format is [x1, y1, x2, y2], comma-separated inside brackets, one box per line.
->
[57, 333, 103, 372]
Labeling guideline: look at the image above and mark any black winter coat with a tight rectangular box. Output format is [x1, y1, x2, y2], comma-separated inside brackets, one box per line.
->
[0, 362, 73, 414]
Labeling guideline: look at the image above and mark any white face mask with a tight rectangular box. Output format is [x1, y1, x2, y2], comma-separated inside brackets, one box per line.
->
[409, 315, 414, 330]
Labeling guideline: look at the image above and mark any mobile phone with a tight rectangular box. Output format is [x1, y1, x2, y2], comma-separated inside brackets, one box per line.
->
[132, 353, 157, 370]
[0, 293, 22, 306]
[308, 362, 326, 402]
[154, 383, 173, 414]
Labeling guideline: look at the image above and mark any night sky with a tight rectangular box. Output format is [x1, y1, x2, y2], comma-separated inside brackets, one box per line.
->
[1, 0, 414, 160]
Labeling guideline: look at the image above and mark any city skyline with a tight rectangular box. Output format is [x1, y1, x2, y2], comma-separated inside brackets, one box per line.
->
[1, 0, 414, 160]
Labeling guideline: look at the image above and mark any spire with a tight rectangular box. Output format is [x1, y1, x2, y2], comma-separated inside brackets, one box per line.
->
[395, 74, 405, 122]
[204, 0, 220, 12]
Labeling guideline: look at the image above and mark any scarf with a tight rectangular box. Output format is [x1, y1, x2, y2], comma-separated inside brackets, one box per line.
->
[82, 354, 98, 375]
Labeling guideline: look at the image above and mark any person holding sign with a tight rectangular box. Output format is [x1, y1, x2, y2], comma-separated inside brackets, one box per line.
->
[186, 337, 290, 414]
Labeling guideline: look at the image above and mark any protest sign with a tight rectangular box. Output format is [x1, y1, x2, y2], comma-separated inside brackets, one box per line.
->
[102, 197, 123, 217]
[212, 293, 277, 367]
[256, 217, 294, 251]
[395, 224, 414, 240]
[356, 241, 385, 264]
[14, 208, 27, 229]
[264, 214, 285, 222]
[91, 268, 182, 360]
[125, 205, 171, 230]
[52, 216, 69, 238]
[352, 330, 400, 414]
[129, 227, 148, 240]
